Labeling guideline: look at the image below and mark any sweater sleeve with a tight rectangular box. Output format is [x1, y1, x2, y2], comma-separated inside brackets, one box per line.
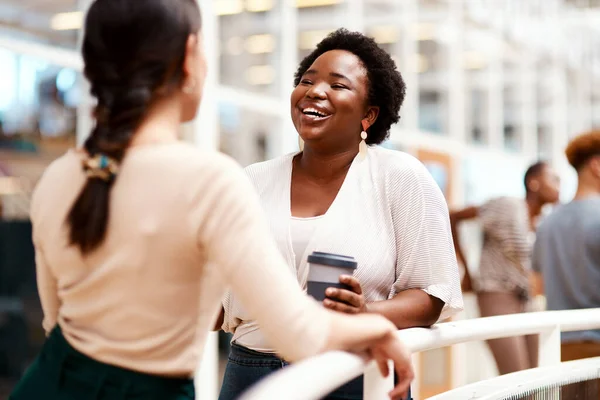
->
[193, 156, 331, 361]
[388, 156, 464, 322]
[30, 186, 61, 335]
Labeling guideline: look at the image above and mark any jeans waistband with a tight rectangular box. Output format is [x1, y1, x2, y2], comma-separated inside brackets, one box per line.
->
[229, 342, 288, 367]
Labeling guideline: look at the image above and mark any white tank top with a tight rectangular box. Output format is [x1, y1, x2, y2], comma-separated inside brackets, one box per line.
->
[290, 215, 323, 269]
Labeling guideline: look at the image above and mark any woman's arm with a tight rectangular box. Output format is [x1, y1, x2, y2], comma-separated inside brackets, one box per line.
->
[324, 278, 444, 328]
[34, 245, 60, 335]
[325, 160, 463, 327]
[367, 290, 444, 328]
[450, 206, 479, 291]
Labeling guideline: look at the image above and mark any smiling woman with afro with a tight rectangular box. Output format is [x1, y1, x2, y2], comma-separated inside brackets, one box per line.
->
[219, 28, 462, 400]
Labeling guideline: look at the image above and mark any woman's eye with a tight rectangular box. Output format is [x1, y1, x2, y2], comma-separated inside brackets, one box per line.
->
[332, 84, 347, 89]
[300, 79, 312, 85]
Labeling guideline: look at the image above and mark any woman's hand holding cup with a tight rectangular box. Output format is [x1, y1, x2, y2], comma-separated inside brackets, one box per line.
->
[323, 275, 367, 314]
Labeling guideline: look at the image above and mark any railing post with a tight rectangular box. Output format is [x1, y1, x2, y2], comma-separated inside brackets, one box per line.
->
[411, 353, 421, 400]
[364, 360, 395, 400]
[538, 324, 561, 367]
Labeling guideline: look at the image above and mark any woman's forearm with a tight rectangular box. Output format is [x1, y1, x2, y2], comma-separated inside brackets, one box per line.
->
[365, 289, 444, 329]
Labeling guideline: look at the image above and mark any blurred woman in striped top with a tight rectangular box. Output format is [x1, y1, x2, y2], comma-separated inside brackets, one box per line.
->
[451, 161, 560, 375]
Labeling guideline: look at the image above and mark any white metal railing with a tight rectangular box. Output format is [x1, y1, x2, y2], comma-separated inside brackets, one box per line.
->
[240, 308, 600, 400]
[430, 357, 600, 399]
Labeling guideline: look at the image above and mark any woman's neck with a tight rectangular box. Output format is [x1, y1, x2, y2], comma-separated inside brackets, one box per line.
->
[130, 98, 182, 147]
[296, 147, 357, 182]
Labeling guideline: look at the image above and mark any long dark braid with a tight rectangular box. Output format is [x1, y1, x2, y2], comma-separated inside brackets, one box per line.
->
[67, 0, 201, 254]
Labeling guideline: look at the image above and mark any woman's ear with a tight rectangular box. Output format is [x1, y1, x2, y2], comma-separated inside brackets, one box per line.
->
[182, 34, 199, 87]
[364, 107, 379, 130]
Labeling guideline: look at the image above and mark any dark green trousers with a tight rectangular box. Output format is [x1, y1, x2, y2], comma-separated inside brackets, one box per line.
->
[9, 327, 195, 400]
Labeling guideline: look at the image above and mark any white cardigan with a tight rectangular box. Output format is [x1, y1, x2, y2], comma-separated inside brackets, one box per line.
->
[223, 146, 463, 352]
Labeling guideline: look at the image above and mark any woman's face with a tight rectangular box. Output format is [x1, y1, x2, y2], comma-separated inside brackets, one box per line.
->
[290, 50, 378, 150]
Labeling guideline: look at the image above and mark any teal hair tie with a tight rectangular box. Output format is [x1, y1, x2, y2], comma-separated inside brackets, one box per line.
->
[83, 153, 119, 182]
[99, 155, 108, 169]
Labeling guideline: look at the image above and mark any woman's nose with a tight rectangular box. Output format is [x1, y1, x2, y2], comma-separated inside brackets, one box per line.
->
[306, 83, 327, 100]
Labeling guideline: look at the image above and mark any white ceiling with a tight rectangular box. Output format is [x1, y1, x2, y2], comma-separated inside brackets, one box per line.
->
[0, 0, 78, 47]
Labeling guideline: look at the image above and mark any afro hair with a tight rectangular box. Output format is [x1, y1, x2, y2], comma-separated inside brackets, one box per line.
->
[294, 28, 406, 145]
[565, 130, 600, 171]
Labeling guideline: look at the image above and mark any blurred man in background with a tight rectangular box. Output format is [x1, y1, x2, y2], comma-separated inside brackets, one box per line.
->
[451, 160, 560, 375]
[532, 130, 600, 361]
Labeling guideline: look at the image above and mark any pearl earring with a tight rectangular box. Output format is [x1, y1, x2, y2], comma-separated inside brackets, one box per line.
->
[359, 120, 369, 160]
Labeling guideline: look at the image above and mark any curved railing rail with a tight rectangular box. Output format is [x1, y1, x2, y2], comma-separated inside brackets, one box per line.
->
[430, 357, 600, 399]
[240, 308, 600, 400]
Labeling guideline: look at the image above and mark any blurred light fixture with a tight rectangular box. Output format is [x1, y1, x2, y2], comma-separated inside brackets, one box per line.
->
[299, 30, 334, 50]
[296, 0, 342, 8]
[411, 54, 429, 73]
[246, 0, 273, 12]
[50, 11, 83, 31]
[226, 36, 244, 55]
[410, 22, 437, 41]
[245, 34, 275, 54]
[464, 51, 487, 70]
[370, 26, 398, 44]
[56, 68, 77, 92]
[215, 0, 244, 16]
[246, 65, 275, 85]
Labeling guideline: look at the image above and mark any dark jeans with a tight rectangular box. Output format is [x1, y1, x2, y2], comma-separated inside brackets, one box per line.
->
[219, 343, 411, 400]
[10, 326, 194, 400]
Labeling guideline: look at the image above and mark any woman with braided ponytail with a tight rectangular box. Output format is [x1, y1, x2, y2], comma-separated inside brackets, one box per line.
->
[9, 1, 414, 399]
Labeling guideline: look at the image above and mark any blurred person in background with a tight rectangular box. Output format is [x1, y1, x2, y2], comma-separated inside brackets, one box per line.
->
[38, 86, 72, 138]
[450, 161, 560, 375]
[8, 1, 416, 399]
[532, 131, 600, 362]
[218, 29, 463, 400]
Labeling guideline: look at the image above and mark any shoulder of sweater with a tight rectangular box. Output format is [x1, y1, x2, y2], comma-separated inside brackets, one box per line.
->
[369, 146, 433, 185]
[32, 149, 79, 202]
[155, 142, 237, 167]
[133, 143, 246, 182]
[244, 153, 294, 190]
[244, 153, 294, 176]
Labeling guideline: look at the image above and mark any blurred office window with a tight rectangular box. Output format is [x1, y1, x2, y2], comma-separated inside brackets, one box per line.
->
[0, 2, 81, 49]
[537, 126, 552, 160]
[219, 5, 280, 96]
[503, 86, 520, 152]
[363, 0, 397, 18]
[593, 90, 600, 129]
[418, 37, 447, 134]
[218, 103, 282, 167]
[0, 56, 78, 221]
[468, 88, 486, 145]
[536, 70, 553, 140]
[297, 28, 335, 65]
